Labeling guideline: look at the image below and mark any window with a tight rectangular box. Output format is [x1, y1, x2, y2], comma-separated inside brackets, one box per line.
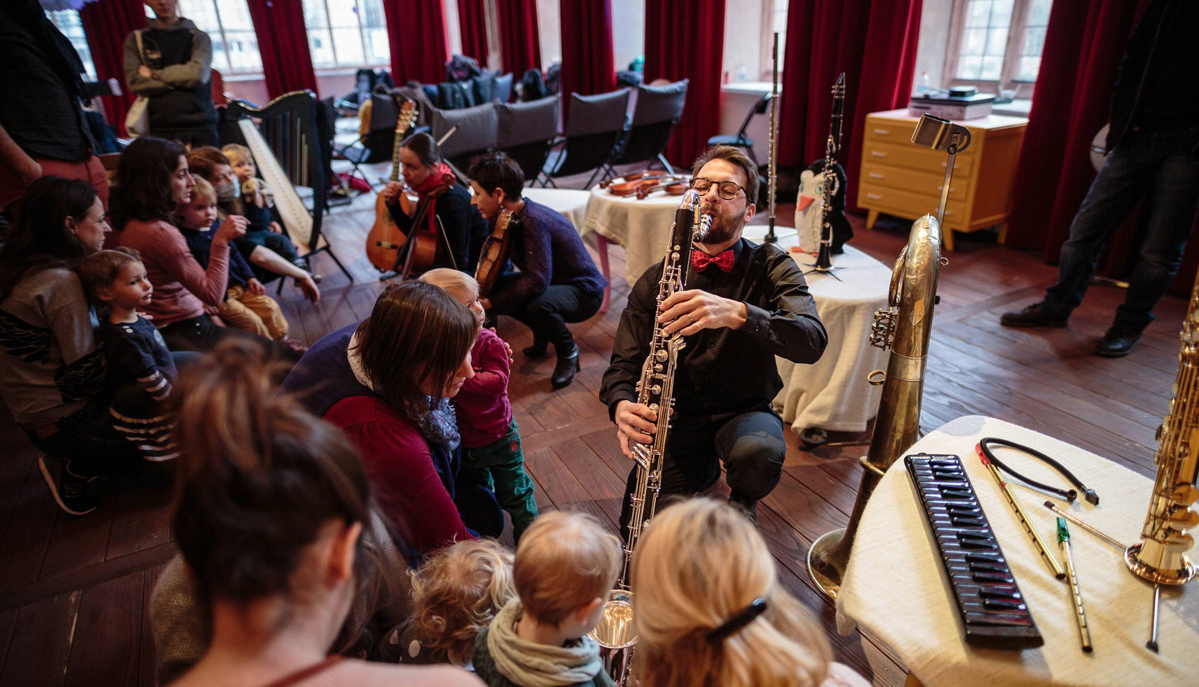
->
[946, 0, 1052, 89]
[163, 0, 263, 75]
[760, 0, 788, 79]
[304, 0, 390, 70]
[46, 10, 97, 80]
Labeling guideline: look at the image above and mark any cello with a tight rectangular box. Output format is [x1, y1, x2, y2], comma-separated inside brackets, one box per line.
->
[365, 100, 420, 271]
[390, 171, 457, 280]
[474, 208, 519, 297]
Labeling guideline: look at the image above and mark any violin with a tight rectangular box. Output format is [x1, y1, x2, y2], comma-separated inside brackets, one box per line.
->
[607, 172, 688, 198]
[600, 168, 671, 189]
[366, 100, 420, 272]
[635, 177, 689, 199]
[474, 208, 518, 298]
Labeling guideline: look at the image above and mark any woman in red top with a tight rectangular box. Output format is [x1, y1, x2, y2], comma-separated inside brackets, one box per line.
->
[279, 281, 504, 555]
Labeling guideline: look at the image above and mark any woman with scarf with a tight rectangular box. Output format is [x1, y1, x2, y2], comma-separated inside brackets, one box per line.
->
[380, 132, 488, 275]
[279, 280, 504, 556]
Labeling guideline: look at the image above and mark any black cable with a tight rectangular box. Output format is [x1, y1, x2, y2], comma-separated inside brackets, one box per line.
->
[977, 437, 1100, 506]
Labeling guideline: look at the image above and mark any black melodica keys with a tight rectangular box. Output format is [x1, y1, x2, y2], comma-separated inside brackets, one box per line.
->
[906, 453, 1044, 650]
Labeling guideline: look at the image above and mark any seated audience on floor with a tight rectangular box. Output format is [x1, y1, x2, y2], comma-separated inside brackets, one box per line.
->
[379, 132, 489, 274]
[0, 176, 135, 515]
[176, 175, 291, 342]
[221, 143, 278, 222]
[468, 153, 607, 390]
[382, 538, 516, 666]
[186, 146, 320, 302]
[155, 340, 478, 687]
[472, 510, 621, 687]
[77, 248, 178, 462]
[280, 280, 504, 554]
[107, 137, 299, 360]
[631, 498, 869, 687]
[420, 269, 538, 543]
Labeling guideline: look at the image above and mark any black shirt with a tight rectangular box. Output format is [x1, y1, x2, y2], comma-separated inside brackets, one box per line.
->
[600, 238, 827, 419]
[0, 1, 94, 161]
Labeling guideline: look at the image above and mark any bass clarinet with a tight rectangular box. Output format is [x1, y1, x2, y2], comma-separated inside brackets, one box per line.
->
[589, 189, 712, 684]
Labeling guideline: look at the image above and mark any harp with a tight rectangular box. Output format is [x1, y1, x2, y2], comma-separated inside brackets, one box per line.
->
[223, 90, 353, 285]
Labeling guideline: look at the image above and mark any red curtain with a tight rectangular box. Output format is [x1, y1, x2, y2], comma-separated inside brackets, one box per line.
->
[457, 0, 489, 63]
[644, 0, 725, 167]
[559, 0, 615, 103]
[496, 0, 541, 77]
[778, 0, 921, 212]
[383, 0, 450, 84]
[245, 0, 318, 99]
[80, 0, 145, 136]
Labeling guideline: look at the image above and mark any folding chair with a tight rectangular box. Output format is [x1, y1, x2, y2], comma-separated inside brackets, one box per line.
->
[539, 89, 631, 188]
[430, 102, 499, 182]
[707, 91, 773, 167]
[496, 97, 560, 185]
[613, 80, 689, 173]
[334, 92, 400, 189]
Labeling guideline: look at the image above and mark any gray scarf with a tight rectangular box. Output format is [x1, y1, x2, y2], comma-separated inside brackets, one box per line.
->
[486, 599, 603, 687]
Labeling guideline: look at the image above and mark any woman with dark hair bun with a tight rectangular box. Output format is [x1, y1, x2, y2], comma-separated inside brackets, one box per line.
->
[280, 280, 504, 555]
[0, 176, 134, 516]
[378, 132, 489, 274]
[155, 341, 480, 687]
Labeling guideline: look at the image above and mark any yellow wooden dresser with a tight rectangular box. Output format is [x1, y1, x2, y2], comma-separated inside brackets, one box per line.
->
[857, 108, 1028, 250]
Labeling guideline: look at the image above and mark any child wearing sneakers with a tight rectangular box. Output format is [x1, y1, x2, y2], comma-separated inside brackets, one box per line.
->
[176, 176, 291, 341]
[420, 269, 538, 542]
[472, 511, 621, 687]
[78, 248, 178, 461]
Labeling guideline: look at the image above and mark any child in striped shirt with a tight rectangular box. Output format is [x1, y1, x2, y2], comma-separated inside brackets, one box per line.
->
[78, 248, 178, 461]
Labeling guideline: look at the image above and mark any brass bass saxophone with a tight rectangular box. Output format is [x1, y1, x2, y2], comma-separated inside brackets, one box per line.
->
[1126, 269, 1199, 651]
[589, 189, 711, 684]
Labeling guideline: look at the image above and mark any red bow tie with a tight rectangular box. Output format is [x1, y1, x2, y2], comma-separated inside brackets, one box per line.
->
[691, 248, 734, 273]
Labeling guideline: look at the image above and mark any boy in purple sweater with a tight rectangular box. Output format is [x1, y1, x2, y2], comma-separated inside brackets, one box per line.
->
[421, 269, 538, 542]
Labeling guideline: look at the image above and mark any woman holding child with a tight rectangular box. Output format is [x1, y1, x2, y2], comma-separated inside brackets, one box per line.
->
[0, 177, 135, 514]
[280, 280, 503, 554]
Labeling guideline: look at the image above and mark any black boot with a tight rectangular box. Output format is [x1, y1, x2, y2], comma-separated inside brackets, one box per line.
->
[551, 343, 580, 389]
[522, 338, 549, 358]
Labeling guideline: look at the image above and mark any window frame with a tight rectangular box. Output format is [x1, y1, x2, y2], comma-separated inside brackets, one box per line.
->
[759, 0, 787, 82]
[46, 10, 97, 81]
[306, 0, 390, 72]
[943, 0, 1047, 93]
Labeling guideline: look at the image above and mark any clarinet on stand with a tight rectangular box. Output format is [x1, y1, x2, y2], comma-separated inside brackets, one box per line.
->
[811, 73, 845, 276]
[764, 32, 780, 244]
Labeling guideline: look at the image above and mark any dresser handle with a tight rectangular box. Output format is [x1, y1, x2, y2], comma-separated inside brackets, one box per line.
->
[871, 151, 888, 158]
[868, 172, 885, 179]
[866, 193, 883, 200]
[872, 128, 891, 135]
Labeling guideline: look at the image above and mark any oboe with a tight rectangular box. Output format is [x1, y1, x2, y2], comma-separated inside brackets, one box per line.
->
[765, 32, 779, 244]
[814, 73, 845, 272]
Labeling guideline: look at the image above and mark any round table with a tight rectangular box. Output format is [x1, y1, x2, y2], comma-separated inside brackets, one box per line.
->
[580, 184, 692, 287]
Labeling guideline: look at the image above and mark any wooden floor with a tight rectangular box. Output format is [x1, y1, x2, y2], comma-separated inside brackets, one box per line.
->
[0, 165, 1185, 685]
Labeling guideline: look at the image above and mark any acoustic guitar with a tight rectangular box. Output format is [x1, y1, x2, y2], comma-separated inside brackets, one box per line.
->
[365, 100, 419, 271]
[474, 208, 519, 297]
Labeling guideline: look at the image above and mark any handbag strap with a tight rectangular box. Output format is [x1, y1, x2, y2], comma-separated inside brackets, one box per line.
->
[134, 30, 145, 63]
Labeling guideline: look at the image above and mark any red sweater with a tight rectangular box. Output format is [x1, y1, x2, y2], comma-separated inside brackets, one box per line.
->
[452, 328, 513, 448]
[324, 394, 473, 554]
[109, 218, 229, 327]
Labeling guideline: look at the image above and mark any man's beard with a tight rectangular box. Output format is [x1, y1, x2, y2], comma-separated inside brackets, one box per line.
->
[698, 204, 743, 246]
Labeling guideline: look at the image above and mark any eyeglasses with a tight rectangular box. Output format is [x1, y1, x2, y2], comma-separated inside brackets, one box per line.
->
[690, 177, 745, 201]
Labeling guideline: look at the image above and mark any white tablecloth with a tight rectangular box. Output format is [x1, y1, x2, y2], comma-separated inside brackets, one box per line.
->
[836, 415, 1199, 687]
[772, 242, 891, 434]
[522, 187, 592, 230]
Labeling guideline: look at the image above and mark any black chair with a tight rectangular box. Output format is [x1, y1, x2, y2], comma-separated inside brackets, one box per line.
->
[431, 102, 499, 181]
[494, 72, 514, 103]
[707, 91, 773, 167]
[496, 97, 560, 185]
[614, 80, 688, 173]
[334, 92, 400, 188]
[539, 89, 631, 188]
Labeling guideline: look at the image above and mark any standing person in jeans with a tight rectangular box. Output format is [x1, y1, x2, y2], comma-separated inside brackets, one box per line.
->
[0, 177, 135, 515]
[124, 0, 219, 148]
[1001, 0, 1199, 357]
[468, 153, 607, 389]
[0, 0, 107, 210]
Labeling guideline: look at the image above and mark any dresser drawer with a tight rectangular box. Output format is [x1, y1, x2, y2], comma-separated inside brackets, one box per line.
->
[860, 162, 968, 202]
[858, 181, 968, 225]
[863, 118, 918, 147]
[862, 142, 974, 176]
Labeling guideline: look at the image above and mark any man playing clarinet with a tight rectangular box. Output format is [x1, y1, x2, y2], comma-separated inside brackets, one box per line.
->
[600, 146, 827, 527]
